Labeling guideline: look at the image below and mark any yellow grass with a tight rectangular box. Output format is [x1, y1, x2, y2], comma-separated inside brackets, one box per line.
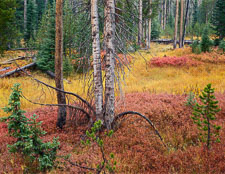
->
[0, 43, 225, 117]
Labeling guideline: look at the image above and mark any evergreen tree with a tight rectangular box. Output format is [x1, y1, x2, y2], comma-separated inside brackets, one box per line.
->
[0, 0, 17, 53]
[201, 26, 213, 52]
[25, 0, 38, 43]
[36, 2, 55, 72]
[211, 0, 225, 39]
[192, 0, 198, 28]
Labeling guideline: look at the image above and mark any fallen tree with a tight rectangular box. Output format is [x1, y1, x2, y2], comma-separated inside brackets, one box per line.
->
[152, 39, 194, 45]
[0, 62, 36, 78]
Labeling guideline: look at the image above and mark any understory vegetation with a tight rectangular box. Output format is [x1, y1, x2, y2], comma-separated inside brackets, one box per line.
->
[0, 43, 225, 173]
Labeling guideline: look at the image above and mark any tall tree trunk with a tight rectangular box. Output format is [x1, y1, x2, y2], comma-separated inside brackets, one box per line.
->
[24, 0, 27, 34]
[179, 0, 184, 48]
[160, 0, 163, 29]
[173, 0, 179, 49]
[55, 0, 67, 129]
[138, 0, 143, 45]
[163, 0, 167, 30]
[181, 0, 190, 47]
[91, 0, 104, 122]
[147, 0, 152, 49]
[104, 0, 116, 129]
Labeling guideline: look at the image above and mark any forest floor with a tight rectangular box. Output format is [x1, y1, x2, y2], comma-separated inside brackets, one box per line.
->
[0, 43, 225, 173]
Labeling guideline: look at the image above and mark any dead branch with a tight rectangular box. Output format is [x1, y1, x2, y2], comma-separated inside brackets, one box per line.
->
[112, 111, 167, 148]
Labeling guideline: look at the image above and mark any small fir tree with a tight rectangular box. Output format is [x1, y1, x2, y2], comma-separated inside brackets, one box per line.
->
[191, 84, 221, 149]
[1, 84, 60, 172]
[201, 27, 213, 52]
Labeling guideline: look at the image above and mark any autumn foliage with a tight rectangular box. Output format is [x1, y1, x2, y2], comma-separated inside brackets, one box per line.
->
[0, 92, 224, 173]
[149, 56, 201, 67]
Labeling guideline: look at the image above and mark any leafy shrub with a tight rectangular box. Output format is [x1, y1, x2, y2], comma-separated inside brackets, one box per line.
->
[219, 40, 225, 52]
[191, 84, 221, 148]
[149, 56, 201, 67]
[1, 84, 60, 172]
[63, 57, 73, 77]
[201, 27, 213, 52]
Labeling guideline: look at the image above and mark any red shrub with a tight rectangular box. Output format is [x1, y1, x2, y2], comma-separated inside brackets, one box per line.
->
[149, 56, 201, 67]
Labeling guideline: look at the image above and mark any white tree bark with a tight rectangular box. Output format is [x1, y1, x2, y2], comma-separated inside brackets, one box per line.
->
[147, 0, 152, 49]
[173, 0, 179, 49]
[163, 0, 167, 30]
[138, 0, 143, 45]
[104, 0, 116, 129]
[91, 0, 104, 122]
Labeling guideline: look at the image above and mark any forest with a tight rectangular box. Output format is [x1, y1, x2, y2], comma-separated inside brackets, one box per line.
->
[0, 0, 225, 173]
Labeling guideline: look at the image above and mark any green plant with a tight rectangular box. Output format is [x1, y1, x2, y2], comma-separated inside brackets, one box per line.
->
[219, 40, 225, 53]
[191, 84, 221, 149]
[186, 92, 197, 107]
[1, 83, 60, 172]
[63, 57, 73, 77]
[201, 27, 213, 52]
[81, 120, 116, 173]
[191, 40, 202, 54]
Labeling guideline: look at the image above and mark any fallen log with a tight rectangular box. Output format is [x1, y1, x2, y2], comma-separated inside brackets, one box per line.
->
[0, 67, 10, 72]
[46, 70, 70, 83]
[0, 56, 33, 65]
[9, 48, 35, 51]
[0, 62, 36, 78]
[151, 39, 194, 45]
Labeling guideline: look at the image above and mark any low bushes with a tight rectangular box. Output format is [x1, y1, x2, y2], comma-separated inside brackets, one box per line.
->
[149, 56, 201, 67]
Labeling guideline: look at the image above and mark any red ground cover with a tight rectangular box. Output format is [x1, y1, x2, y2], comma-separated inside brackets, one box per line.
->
[149, 56, 201, 67]
[0, 93, 224, 173]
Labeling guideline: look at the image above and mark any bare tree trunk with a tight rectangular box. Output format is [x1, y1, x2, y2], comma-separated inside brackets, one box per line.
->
[138, 0, 143, 45]
[91, 0, 104, 122]
[173, 0, 179, 49]
[160, 0, 163, 29]
[147, 0, 152, 49]
[163, 0, 167, 30]
[179, 0, 184, 48]
[55, 0, 67, 129]
[104, 0, 116, 130]
[24, 0, 27, 33]
[182, 0, 190, 47]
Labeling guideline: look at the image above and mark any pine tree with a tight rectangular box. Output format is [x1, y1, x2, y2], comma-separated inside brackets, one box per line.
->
[25, 0, 38, 43]
[0, 0, 17, 53]
[192, 0, 198, 28]
[36, 2, 55, 72]
[211, 0, 225, 39]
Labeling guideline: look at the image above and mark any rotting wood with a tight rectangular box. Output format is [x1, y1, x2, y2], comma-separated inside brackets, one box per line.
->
[0, 56, 33, 65]
[0, 62, 36, 78]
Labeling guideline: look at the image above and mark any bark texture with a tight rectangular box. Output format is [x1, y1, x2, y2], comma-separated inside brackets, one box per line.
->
[91, 0, 104, 122]
[147, 0, 152, 49]
[104, 0, 116, 129]
[138, 0, 143, 45]
[179, 0, 184, 48]
[55, 0, 67, 129]
[173, 0, 179, 49]
[163, 0, 167, 30]
[182, 0, 190, 47]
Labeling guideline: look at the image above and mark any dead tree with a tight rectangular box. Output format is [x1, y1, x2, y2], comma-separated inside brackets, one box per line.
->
[179, 0, 184, 48]
[91, 0, 104, 122]
[138, 0, 143, 45]
[55, 0, 67, 129]
[104, 0, 116, 130]
[173, 0, 179, 49]
[181, 0, 190, 47]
